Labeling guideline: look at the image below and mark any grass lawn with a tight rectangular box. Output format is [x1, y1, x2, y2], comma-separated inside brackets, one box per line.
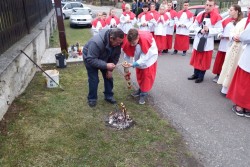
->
[0, 20, 199, 166]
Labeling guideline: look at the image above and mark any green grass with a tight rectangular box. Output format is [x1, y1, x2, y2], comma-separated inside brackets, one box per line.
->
[50, 20, 92, 48]
[0, 20, 198, 166]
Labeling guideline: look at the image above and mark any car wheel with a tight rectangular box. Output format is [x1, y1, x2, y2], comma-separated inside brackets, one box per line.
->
[63, 14, 66, 20]
[70, 24, 75, 28]
[88, 24, 92, 28]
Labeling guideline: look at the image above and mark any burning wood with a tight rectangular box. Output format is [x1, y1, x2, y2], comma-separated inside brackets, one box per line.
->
[106, 102, 134, 130]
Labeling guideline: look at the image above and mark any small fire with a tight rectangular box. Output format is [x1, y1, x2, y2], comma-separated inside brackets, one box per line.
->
[106, 102, 134, 130]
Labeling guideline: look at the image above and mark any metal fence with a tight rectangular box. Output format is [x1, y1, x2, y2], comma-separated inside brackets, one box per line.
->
[0, 0, 52, 55]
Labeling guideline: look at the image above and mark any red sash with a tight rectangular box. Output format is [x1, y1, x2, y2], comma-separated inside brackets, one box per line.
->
[122, 31, 153, 57]
[155, 13, 169, 22]
[244, 13, 250, 29]
[105, 16, 120, 25]
[138, 12, 153, 21]
[222, 17, 235, 28]
[92, 18, 106, 27]
[177, 10, 193, 19]
[166, 9, 177, 19]
[122, 11, 136, 20]
[196, 10, 222, 25]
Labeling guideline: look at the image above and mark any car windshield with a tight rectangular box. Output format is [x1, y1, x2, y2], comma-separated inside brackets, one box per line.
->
[72, 9, 89, 15]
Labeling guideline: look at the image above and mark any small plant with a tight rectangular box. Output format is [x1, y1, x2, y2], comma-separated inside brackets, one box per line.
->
[62, 49, 69, 59]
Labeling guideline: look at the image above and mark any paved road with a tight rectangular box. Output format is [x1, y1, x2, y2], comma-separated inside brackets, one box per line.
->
[87, 5, 250, 167]
[149, 52, 250, 167]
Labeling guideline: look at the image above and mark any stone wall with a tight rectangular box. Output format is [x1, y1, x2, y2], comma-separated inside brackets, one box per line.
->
[0, 9, 57, 120]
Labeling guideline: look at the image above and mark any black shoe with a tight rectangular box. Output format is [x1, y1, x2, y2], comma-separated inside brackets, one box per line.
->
[181, 52, 186, 56]
[188, 75, 198, 80]
[195, 78, 203, 83]
[171, 51, 177, 55]
[131, 89, 140, 97]
[232, 105, 245, 117]
[88, 101, 96, 107]
[162, 49, 168, 53]
[105, 97, 117, 104]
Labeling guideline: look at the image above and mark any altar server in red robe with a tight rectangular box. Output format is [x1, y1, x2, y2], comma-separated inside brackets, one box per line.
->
[163, 2, 177, 53]
[227, 8, 250, 117]
[105, 8, 120, 28]
[172, 0, 193, 56]
[188, 0, 222, 83]
[122, 29, 158, 105]
[137, 4, 154, 32]
[91, 12, 106, 36]
[119, 4, 137, 36]
[154, 5, 169, 54]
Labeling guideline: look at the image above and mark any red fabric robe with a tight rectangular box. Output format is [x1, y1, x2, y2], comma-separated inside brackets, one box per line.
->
[122, 31, 157, 92]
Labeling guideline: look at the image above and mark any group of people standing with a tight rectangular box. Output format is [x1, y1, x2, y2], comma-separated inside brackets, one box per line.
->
[84, 0, 250, 118]
[210, 3, 250, 117]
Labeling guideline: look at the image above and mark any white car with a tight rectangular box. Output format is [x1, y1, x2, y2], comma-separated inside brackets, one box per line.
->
[61, 2, 91, 19]
[70, 8, 93, 28]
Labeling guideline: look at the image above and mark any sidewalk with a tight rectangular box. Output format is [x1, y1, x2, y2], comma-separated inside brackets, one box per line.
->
[41, 48, 83, 65]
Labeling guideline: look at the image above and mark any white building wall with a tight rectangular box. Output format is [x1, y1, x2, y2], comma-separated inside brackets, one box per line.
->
[0, 10, 57, 120]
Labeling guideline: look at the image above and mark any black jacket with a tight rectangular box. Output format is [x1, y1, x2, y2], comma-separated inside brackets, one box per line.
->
[82, 29, 121, 69]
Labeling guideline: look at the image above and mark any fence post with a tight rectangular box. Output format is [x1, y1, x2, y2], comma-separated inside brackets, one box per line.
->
[45, 0, 48, 15]
[22, 0, 30, 34]
[38, 0, 42, 21]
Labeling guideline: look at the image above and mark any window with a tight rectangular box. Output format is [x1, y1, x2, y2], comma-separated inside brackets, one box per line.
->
[65, 4, 72, 9]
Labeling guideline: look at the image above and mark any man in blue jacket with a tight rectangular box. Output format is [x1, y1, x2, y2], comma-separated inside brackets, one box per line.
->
[82, 28, 124, 107]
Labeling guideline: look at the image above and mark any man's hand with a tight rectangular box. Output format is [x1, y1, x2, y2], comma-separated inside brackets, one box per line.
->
[107, 63, 116, 71]
[106, 71, 113, 79]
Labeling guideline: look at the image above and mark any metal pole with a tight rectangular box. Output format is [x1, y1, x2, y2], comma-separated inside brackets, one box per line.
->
[20, 50, 65, 91]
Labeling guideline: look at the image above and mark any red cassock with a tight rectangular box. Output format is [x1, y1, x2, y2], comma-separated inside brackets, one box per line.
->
[122, 31, 157, 92]
[154, 13, 169, 51]
[166, 9, 177, 49]
[166, 35, 173, 49]
[136, 62, 157, 92]
[174, 34, 190, 51]
[154, 35, 167, 50]
[212, 18, 235, 75]
[190, 50, 213, 70]
[190, 10, 222, 70]
[227, 67, 250, 110]
[212, 51, 226, 74]
[174, 10, 193, 51]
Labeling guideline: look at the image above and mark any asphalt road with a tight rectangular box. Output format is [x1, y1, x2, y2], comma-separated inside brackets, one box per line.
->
[87, 4, 250, 167]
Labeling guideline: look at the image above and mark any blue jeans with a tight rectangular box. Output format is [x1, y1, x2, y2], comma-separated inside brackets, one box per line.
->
[84, 63, 114, 102]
